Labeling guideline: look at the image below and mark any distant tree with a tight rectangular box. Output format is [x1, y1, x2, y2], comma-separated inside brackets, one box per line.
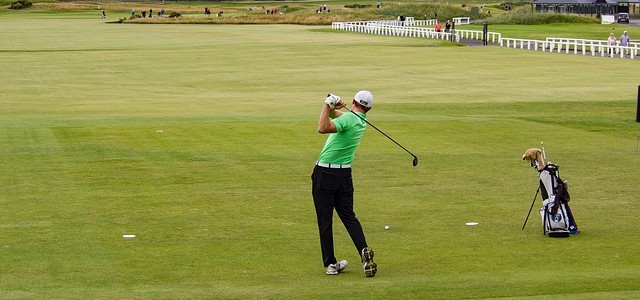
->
[10, 0, 32, 10]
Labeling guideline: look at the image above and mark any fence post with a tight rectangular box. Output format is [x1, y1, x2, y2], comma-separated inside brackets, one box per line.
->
[482, 23, 488, 46]
[636, 85, 640, 122]
[450, 22, 456, 42]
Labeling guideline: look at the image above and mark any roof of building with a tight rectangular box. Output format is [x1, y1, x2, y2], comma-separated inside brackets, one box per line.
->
[531, 0, 640, 3]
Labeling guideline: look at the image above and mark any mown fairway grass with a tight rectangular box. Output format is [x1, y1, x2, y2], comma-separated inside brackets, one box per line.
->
[1, 11, 639, 299]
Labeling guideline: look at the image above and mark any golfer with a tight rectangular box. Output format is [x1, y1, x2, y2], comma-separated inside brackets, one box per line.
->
[311, 90, 377, 277]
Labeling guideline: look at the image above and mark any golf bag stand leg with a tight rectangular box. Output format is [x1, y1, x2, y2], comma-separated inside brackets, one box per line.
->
[521, 186, 540, 230]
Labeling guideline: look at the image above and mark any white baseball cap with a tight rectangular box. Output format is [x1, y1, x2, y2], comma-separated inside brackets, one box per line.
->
[354, 90, 373, 108]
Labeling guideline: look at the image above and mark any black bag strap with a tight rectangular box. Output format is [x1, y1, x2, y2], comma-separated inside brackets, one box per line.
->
[543, 163, 570, 204]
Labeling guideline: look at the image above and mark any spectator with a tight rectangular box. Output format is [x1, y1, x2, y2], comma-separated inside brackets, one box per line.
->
[445, 19, 451, 32]
[435, 20, 442, 32]
[149, 8, 152, 18]
[142, 10, 146, 18]
[101, 9, 106, 19]
[620, 31, 630, 46]
[376, 0, 381, 8]
[608, 32, 617, 55]
[608, 32, 617, 45]
[620, 31, 630, 55]
[131, 8, 135, 17]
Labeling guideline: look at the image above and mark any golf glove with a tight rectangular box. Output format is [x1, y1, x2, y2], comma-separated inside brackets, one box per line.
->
[325, 94, 341, 108]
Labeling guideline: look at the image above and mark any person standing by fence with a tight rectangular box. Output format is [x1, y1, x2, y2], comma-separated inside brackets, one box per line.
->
[620, 31, 630, 56]
[435, 20, 442, 32]
[607, 33, 617, 54]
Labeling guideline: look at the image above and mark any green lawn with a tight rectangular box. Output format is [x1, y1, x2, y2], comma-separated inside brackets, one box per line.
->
[1, 11, 639, 299]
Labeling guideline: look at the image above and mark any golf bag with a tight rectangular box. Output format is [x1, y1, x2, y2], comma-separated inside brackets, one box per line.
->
[538, 164, 579, 237]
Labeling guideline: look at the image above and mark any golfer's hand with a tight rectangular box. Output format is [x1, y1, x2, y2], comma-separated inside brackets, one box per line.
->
[325, 94, 341, 109]
[334, 101, 346, 110]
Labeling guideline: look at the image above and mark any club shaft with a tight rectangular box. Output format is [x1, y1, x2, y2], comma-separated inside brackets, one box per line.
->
[345, 107, 417, 159]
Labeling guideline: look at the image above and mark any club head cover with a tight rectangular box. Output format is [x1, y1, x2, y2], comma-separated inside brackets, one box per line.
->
[522, 148, 546, 171]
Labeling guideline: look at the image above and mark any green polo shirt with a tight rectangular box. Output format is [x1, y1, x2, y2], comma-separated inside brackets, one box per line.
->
[317, 112, 367, 165]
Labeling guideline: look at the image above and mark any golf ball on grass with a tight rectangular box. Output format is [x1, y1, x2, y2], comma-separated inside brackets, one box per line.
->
[384, 225, 389, 230]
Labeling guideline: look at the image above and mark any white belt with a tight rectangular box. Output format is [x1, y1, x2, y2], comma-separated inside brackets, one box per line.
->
[316, 162, 351, 169]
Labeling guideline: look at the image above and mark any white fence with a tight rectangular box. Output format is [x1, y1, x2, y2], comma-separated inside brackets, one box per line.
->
[501, 37, 639, 59]
[455, 29, 501, 43]
[331, 21, 500, 44]
[546, 37, 640, 49]
[332, 21, 459, 41]
[332, 19, 638, 60]
[453, 17, 471, 25]
[371, 19, 438, 27]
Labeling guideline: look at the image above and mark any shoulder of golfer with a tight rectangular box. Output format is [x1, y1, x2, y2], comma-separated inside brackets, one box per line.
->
[317, 102, 346, 134]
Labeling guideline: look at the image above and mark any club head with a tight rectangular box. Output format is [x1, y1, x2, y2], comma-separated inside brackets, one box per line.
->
[412, 156, 418, 167]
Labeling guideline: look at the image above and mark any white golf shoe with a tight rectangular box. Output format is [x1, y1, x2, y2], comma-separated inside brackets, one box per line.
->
[326, 260, 348, 275]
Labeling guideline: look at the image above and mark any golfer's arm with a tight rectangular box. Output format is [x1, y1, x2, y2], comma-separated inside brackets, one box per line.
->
[317, 104, 337, 134]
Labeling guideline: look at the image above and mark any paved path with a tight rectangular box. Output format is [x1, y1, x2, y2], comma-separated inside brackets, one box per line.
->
[459, 38, 495, 46]
[627, 19, 640, 27]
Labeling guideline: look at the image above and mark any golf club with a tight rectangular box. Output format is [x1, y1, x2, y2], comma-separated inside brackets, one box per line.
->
[342, 106, 418, 167]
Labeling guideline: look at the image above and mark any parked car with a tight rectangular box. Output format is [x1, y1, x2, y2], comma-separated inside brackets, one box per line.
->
[617, 13, 630, 24]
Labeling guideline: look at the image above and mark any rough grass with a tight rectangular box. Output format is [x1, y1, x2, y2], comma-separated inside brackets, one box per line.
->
[376, 3, 483, 20]
[1, 0, 607, 26]
[121, 5, 386, 25]
[486, 5, 601, 24]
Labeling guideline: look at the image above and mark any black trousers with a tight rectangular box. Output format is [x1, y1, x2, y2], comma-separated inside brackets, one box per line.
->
[311, 165, 368, 267]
